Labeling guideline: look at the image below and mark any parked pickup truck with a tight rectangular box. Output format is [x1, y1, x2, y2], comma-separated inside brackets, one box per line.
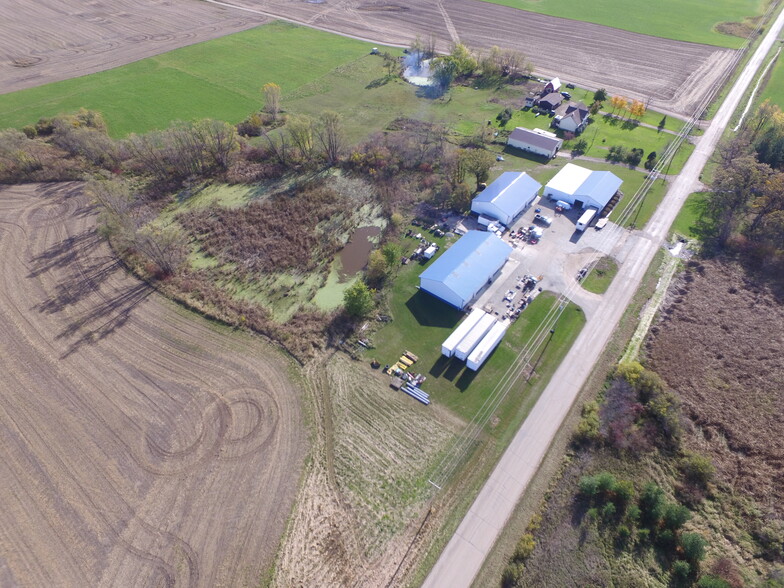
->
[533, 213, 552, 226]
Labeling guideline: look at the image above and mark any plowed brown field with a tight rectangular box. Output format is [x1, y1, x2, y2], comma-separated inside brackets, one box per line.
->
[0, 0, 267, 94]
[0, 183, 305, 587]
[0, 0, 733, 117]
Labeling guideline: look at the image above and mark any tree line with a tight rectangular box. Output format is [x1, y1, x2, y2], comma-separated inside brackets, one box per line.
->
[698, 99, 784, 269]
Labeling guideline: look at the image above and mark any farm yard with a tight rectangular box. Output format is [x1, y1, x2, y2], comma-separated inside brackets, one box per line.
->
[0, 183, 306, 586]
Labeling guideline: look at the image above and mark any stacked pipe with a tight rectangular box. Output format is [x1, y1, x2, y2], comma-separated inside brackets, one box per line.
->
[402, 384, 430, 405]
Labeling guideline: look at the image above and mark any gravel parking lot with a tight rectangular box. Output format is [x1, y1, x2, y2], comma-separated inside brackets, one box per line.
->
[473, 196, 625, 319]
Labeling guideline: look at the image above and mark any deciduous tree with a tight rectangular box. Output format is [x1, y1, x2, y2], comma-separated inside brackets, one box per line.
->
[343, 280, 375, 318]
[461, 148, 495, 188]
[262, 82, 281, 120]
[629, 99, 646, 120]
[610, 95, 628, 115]
[315, 111, 344, 165]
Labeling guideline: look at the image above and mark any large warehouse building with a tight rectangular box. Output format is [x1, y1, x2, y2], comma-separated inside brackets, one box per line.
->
[544, 163, 622, 211]
[471, 171, 542, 226]
[419, 231, 512, 309]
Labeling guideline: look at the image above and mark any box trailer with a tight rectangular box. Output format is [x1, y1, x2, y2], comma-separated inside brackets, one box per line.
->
[454, 313, 497, 361]
[441, 308, 486, 357]
[466, 320, 510, 371]
[576, 208, 598, 232]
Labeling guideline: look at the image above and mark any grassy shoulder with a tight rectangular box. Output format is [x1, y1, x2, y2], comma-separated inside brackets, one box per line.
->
[473, 0, 760, 48]
[671, 192, 708, 239]
[581, 257, 618, 294]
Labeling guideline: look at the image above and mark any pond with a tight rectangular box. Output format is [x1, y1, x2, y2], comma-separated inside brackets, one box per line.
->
[339, 226, 381, 280]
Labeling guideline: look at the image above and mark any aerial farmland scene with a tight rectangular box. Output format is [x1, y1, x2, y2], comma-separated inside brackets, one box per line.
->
[1, 0, 783, 586]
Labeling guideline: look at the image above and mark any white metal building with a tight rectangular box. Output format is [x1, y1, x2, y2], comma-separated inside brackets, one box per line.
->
[441, 308, 487, 357]
[507, 127, 563, 159]
[466, 320, 510, 371]
[471, 171, 542, 226]
[544, 163, 622, 210]
[419, 231, 513, 309]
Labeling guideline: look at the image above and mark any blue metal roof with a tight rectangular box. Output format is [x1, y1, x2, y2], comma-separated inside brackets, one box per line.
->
[420, 231, 512, 305]
[576, 171, 622, 207]
[473, 172, 541, 218]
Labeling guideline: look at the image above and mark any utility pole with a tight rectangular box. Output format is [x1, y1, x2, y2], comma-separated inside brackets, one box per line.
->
[527, 328, 556, 380]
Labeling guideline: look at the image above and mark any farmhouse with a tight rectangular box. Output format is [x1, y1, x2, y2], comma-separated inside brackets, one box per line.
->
[471, 171, 542, 225]
[507, 127, 563, 159]
[544, 163, 622, 211]
[537, 92, 563, 111]
[553, 101, 589, 134]
[419, 231, 512, 309]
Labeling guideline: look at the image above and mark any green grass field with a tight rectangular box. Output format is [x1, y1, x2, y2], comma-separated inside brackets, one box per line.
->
[476, 0, 763, 48]
[581, 257, 619, 294]
[0, 22, 376, 137]
[0, 18, 695, 156]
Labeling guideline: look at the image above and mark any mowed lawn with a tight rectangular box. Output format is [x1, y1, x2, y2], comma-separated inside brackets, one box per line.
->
[476, 0, 763, 48]
[499, 107, 694, 174]
[0, 22, 376, 137]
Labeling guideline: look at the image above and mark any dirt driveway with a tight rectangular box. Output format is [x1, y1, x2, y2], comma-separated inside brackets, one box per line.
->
[0, 183, 305, 587]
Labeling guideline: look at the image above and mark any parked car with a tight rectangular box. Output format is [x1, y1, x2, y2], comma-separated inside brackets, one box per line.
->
[528, 226, 544, 239]
[554, 199, 572, 210]
[566, 83, 575, 89]
[560, 91, 571, 99]
[533, 214, 553, 226]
